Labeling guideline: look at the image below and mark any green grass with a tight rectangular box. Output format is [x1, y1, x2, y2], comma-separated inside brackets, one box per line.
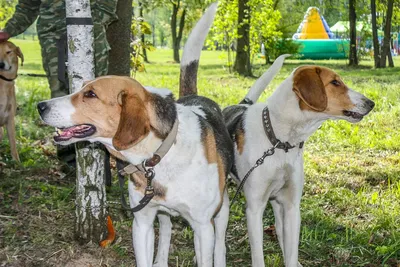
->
[1, 39, 399, 266]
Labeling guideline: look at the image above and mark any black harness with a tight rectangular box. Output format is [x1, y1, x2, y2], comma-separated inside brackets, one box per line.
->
[230, 106, 304, 207]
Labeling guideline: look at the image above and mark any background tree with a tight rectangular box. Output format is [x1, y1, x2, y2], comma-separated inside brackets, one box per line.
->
[171, 0, 187, 63]
[139, 1, 149, 63]
[371, 0, 380, 67]
[66, 0, 107, 244]
[107, 0, 133, 75]
[234, 0, 252, 76]
[380, 0, 394, 68]
[349, 0, 358, 66]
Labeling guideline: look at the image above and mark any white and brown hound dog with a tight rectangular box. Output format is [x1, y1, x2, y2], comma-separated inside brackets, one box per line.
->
[0, 41, 23, 162]
[37, 3, 233, 267]
[223, 55, 375, 267]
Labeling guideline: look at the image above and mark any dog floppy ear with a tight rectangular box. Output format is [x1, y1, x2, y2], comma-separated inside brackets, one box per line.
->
[112, 91, 150, 151]
[16, 47, 24, 66]
[293, 67, 327, 111]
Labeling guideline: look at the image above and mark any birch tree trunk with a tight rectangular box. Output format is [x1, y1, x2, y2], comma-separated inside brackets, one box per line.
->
[66, 0, 107, 244]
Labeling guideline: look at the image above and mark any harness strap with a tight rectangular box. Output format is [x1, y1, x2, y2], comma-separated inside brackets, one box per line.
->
[0, 74, 17, 82]
[118, 119, 179, 213]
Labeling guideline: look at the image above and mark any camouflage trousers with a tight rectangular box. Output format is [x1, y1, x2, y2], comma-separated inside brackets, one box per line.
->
[39, 25, 110, 98]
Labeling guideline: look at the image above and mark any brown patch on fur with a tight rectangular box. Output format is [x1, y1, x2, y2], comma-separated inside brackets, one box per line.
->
[202, 127, 218, 164]
[130, 173, 167, 200]
[113, 91, 150, 150]
[71, 93, 80, 107]
[235, 128, 245, 155]
[293, 66, 355, 114]
[213, 154, 226, 216]
[201, 127, 226, 215]
[293, 66, 327, 111]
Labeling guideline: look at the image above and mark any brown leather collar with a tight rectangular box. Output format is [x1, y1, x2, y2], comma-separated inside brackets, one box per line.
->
[262, 106, 304, 152]
[119, 119, 179, 175]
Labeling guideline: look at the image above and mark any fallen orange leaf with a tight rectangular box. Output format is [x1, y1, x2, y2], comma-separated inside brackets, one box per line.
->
[99, 215, 115, 248]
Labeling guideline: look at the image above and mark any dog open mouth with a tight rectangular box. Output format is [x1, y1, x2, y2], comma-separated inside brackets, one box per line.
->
[54, 124, 96, 142]
[343, 110, 364, 120]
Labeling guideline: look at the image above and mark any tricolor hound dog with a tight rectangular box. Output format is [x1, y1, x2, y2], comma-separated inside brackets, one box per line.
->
[223, 55, 375, 267]
[0, 41, 23, 162]
[37, 3, 233, 267]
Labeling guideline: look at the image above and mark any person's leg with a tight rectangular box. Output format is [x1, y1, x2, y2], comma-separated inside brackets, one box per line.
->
[39, 36, 75, 167]
[93, 25, 110, 77]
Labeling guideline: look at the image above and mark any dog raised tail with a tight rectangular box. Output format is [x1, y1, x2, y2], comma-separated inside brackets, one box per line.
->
[240, 54, 291, 105]
[179, 2, 218, 97]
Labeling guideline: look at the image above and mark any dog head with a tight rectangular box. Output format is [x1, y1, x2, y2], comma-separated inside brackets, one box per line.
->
[37, 76, 154, 151]
[0, 41, 24, 75]
[292, 66, 374, 123]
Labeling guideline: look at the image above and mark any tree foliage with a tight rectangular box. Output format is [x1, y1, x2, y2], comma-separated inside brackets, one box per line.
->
[209, 0, 280, 72]
[0, 0, 17, 29]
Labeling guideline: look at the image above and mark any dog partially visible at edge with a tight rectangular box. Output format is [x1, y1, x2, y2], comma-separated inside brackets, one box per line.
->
[0, 41, 23, 162]
[223, 55, 375, 267]
[37, 3, 233, 267]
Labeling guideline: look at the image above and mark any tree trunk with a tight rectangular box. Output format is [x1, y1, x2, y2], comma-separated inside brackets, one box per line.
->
[171, 1, 186, 63]
[371, 0, 380, 68]
[107, 0, 133, 76]
[348, 0, 358, 66]
[234, 0, 252, 76]
[106, 0, 133, 192]
[139, 1, 149, 63]
[380, 0, 394, 68]
[66, 0, 107, 244]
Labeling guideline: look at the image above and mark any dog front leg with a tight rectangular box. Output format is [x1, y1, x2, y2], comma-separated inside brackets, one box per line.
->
[246, 196, 269, 267]
[277, 172, 304, 267]
[271, 199, 303, 267]
[129, 183, 157, 266]
[132, 209, 157, 267]
[153, 213, 172, 267]
[281, 200, 301, 267]
[191, 221, 215, 267]
[270, 200, 285, 255]
[6, 115, 19, 162]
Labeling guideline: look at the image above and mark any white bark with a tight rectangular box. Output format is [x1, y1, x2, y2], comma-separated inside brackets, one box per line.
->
[66, 0, 107, 243]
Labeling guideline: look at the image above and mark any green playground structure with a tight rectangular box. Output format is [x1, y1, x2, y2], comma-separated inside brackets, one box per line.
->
[295, 39, 349, 59]
[292, 7, 350, 60]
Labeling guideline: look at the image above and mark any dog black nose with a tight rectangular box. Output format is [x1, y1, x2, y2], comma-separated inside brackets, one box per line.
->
[37, 102, 49, 116]
[365, 99, 375, 109]
[0, 62, 5, 69]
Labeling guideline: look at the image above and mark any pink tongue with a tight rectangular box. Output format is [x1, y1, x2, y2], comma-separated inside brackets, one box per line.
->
[60, 129, 75, 138]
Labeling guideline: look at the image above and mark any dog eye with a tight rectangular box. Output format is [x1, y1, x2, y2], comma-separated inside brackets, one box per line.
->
[6, 51, 12, 54]
[83, 90, 97, 98]
[330, 80, 340, 86]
